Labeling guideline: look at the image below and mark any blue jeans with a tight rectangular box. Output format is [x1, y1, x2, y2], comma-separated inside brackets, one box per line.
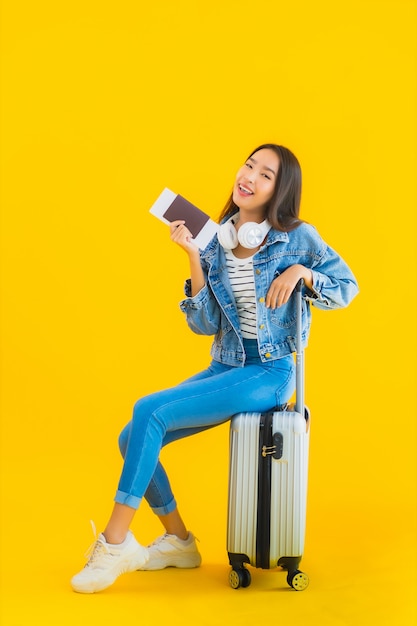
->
[116, 340, 295, 514]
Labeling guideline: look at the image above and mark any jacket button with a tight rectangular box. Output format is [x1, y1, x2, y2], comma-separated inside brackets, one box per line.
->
[259, 324, 265, 330]
[259, 297, 265, 303]
[256, 269, 261, 275]
[265, 352, 271, 358]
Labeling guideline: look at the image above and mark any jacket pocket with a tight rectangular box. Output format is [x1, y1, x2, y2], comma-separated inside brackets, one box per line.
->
[269, 301, 297, 330]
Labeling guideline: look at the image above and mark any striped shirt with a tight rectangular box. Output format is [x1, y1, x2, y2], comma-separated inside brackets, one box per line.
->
[225, 250, 257, 339]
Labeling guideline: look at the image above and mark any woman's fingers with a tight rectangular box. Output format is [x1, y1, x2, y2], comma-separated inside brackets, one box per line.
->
[266, 266, 305, 308]
[169, 220, 186, 235]
[169, 220, 197, 252]
[266, 280, 294, 308]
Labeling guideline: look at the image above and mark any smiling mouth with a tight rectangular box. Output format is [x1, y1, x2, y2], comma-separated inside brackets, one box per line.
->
[238, 184, 254, 195]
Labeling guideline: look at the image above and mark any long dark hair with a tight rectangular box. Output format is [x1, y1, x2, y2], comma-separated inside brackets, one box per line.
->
[218, 144, 303, 232]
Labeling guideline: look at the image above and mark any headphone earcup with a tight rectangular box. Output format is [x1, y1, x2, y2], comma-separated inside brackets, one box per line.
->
[218, 216, 271, 250]
[238, 220, 271, 248]
[217, 220, 239, 250]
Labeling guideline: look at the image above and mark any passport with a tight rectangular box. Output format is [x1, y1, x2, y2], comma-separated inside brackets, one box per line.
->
[149, 188, 219, 250]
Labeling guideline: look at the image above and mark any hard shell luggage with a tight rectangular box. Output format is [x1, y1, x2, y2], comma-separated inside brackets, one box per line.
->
[227, 280, 310, 591]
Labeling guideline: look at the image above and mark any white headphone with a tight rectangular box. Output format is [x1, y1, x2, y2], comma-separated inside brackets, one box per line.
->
[217, 215, 271, 250]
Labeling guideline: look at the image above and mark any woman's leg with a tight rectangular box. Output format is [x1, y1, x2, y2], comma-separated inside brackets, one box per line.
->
[103, 504, 188, 543]
[156, 510, 188, 539]
[113, 357, 295, 528]
[116, 365, 221, 539]
[103, 503, 136, 544]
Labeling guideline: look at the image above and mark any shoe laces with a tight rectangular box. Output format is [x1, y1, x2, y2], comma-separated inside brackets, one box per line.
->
[149, 532, 200, 548]
[148, 533, 169, 548]
[83, 520, 110, 567]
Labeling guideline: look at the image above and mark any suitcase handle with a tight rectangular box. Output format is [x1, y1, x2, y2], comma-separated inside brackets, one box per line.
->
[294, 279, 305, 417]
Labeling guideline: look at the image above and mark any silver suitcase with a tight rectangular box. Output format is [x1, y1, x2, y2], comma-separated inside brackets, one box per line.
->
[227, 280, 310, 591]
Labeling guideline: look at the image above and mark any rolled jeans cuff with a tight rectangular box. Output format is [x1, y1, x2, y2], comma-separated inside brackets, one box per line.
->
[149, 496, 177, 516]
[114, 490, 141, 510]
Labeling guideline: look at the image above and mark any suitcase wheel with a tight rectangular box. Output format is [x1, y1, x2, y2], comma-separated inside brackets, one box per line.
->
[287, 569, 309, 591]
[229, 567, 251, 589]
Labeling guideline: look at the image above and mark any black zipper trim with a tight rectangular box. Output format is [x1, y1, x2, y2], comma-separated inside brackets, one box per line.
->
[256, 412, 273, 568]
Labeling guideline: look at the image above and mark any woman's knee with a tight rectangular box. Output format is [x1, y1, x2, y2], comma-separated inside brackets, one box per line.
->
[118, 397, 153, 457]
[118, 423, 130, 457]
[132, 394, 166, 430]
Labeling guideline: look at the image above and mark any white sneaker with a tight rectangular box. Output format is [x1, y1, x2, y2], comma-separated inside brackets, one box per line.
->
[71, 530, 149, 593]
[138, 532, 202, 571]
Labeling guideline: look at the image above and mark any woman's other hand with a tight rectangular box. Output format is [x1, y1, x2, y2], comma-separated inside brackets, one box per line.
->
[170, 220, 199, 255]
[266, 264, 313, 308]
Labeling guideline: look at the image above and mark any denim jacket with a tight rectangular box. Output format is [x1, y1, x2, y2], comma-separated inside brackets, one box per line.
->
[179, 221, 359, 366]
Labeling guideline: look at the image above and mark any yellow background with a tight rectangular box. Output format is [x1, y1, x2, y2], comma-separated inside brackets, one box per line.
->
[1, 1, 416, 624]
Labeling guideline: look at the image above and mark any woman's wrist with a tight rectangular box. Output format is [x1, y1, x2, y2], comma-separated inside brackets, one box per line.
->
[189, 250, 205, 296]
[298, 265, 313, 290]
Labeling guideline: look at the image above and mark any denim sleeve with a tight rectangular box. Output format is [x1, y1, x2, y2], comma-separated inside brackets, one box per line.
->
[307, 243, 359, 310]
[179, 282, 221, 335]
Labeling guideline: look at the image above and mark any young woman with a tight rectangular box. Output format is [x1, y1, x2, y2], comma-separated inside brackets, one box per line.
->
[71, 144, 358, 593]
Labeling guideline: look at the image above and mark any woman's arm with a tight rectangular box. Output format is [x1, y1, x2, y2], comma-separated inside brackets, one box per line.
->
[170, 219, 221, 336]
[170, 220, 205, 296]
[266, 255, 358, 311]
[265, 227, 358, 311]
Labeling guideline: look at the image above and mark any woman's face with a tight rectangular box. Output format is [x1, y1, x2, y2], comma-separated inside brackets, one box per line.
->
[232, 148, 280, 218]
